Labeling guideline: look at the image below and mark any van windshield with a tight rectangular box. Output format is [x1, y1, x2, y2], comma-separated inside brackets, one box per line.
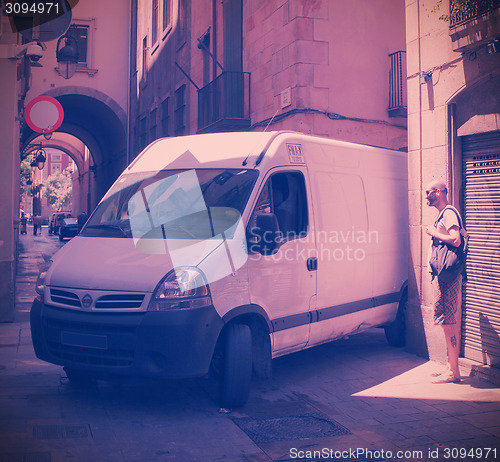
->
[81, 169, 258, 239]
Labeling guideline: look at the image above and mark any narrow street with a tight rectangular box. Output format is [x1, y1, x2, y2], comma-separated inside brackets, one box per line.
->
[0, 229, 499, 461]
[15, 225, 65, 323]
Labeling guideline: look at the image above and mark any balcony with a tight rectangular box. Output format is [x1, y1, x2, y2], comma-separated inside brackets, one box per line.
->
[388, 51, 407, 118]
[449, 0, 500, 52]
[450, 0, 500, 26]
[197, 71, 251, 133]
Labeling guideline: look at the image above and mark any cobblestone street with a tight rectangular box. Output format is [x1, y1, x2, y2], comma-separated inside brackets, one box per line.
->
[0, 227, 499, 461]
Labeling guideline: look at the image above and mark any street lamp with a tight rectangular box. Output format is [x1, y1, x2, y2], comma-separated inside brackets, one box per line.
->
[23, 143, 46, 170]
[34, 148, 46, 170]
[56, 34, 79, 79]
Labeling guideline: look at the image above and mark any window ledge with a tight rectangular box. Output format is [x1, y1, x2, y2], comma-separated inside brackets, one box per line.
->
[54, 67, 99, 78]
[77, 67, 98, 77]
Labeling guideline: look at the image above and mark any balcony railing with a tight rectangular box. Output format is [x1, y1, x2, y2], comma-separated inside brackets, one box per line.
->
[450, 0, 500, 27]
[198, 71, 251, 133]
[388, 51, 407, 118]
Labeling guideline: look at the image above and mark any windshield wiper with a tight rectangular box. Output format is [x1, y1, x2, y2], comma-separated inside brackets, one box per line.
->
[84, 224, 128, 237]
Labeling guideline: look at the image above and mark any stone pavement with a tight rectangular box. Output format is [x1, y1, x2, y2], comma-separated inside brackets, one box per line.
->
[0, 228, 499, 462]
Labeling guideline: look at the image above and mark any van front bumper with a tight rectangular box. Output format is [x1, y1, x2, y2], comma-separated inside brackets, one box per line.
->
[30, 297, 224, 379]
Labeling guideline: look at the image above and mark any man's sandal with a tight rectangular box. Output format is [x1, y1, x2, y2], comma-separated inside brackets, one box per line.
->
[432, 372, 461, 383]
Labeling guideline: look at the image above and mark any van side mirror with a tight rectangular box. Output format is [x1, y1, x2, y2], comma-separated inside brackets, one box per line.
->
[248, 213, 280, 256]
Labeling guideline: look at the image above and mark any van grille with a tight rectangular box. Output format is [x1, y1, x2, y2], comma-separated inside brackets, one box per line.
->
[50, 289, 81, 308]
[95, 294, 145, 309]
[48, 288, 147, 310]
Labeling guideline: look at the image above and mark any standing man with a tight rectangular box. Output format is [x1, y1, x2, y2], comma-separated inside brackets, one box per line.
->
[425, 181, 462, 383]
[33, 214, 40, 236]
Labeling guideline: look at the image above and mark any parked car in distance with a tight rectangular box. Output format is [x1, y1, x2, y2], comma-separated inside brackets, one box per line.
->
[59, 218, 79, 241]
[49, 212, 72, 234]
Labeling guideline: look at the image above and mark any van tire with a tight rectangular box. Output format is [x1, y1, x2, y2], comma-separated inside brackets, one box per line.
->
[219, 323, 252, 408]
[384, 291, 407, 347]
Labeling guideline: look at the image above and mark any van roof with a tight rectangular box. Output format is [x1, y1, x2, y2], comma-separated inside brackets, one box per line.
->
[127, 131, 403, 174]
[128, 131, 282, 173]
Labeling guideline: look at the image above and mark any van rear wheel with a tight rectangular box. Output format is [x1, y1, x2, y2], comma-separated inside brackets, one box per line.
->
[219, 323, 252, 408]
[384, 291, 407, 347]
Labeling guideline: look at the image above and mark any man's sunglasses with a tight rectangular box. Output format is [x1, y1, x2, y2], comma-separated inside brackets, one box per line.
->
[425, 188, 447, 195]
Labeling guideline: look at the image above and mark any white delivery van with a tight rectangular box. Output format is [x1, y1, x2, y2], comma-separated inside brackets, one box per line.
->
[31, 131, 408, 406]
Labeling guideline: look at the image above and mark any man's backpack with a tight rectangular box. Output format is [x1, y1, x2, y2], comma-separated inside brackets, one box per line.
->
[429, 206, 470, 283]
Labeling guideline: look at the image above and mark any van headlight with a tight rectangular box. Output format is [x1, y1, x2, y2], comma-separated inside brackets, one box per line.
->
[148, 267, 212, 311]
[35, 260, 53, 297]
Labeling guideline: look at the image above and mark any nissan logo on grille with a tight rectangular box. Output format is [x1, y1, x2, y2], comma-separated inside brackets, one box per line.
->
[81, 294, 93, 309]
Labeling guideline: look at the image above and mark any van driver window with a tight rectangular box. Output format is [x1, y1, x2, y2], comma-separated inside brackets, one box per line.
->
[250, 172, 308, 241]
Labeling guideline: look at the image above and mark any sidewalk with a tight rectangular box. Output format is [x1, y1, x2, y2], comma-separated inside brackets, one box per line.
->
[0, 230, 499, 462]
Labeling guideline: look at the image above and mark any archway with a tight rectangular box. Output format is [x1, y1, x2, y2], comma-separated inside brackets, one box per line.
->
[21, 87, 128, 209]
[25, 132, 99, 218]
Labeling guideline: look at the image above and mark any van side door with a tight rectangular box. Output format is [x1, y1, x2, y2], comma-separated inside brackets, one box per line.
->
[247, 169, 317, 355]
[308, 169, 375, 346]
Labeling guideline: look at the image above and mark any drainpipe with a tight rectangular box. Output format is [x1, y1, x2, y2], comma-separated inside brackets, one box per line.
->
[127, 0, 137, 166]
[213, 0, 217, 80]
[417, 0, 423, 300]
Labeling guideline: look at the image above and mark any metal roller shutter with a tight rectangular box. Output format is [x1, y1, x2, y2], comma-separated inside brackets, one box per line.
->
[461, 131, 500, 367]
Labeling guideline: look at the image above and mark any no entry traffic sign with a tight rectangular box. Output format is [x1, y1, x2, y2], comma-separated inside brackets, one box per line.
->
[25, 96, 64, 134]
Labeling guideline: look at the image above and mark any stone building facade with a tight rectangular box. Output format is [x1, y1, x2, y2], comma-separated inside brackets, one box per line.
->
[130, 0, 407, 156]
[405, 0, 500, 375]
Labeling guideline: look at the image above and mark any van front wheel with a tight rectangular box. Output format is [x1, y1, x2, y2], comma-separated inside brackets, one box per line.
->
[219, 323, 252, 408]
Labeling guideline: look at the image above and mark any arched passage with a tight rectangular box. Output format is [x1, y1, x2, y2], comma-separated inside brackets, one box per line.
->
[26, 134, 86, 175]
[21, 87, 128, 208]
[26, 132, 96, 216]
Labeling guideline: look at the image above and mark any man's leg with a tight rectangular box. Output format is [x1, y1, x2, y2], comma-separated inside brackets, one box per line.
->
[442, 322, 460, 379]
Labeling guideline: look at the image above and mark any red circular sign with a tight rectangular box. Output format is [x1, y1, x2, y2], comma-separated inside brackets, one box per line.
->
[25, 96, 64, 134]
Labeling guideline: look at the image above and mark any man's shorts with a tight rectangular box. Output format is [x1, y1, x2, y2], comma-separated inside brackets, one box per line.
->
[433, 275, 462, 325]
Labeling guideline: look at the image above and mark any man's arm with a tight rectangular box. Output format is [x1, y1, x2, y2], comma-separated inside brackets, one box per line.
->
[426, 224, 461, 247]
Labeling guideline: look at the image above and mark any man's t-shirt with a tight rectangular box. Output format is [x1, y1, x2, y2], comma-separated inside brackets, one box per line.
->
[436, 208, 460, 235]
